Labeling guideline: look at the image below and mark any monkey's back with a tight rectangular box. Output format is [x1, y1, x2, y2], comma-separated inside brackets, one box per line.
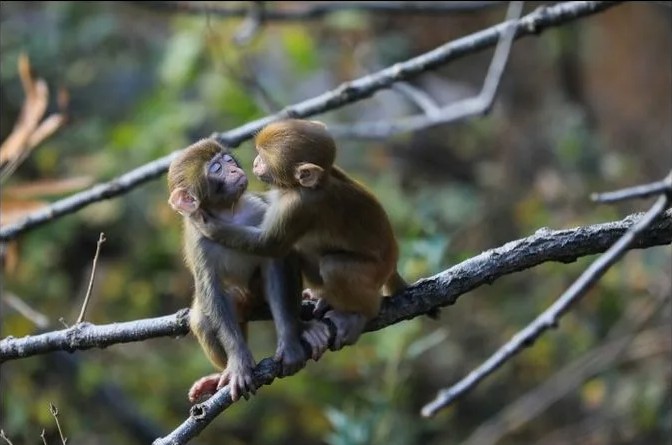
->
[293, 168, 399, 267]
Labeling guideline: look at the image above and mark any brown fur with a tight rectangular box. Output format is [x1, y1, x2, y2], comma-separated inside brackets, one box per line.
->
[194, 120, 407, 347]
[168, 138, 311, 402]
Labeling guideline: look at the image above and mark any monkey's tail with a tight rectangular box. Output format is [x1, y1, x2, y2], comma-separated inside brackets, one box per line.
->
[383, 271, 441, 320]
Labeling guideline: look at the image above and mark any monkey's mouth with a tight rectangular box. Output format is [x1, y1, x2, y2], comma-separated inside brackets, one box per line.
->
[234, 175, 248, 190]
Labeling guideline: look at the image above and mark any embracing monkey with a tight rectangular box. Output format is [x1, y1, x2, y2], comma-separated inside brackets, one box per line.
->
[168, 139, 329, 403]
[193, 119, 408, 351]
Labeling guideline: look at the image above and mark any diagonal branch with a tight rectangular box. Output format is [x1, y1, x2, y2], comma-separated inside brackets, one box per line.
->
[421, 174, 672, 417]
[460, 292, 671, 445]
[0, 1, 623, 242]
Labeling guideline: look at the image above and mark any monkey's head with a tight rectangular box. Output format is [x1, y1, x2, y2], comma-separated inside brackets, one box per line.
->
[253, 119, 336, 189]
[168, 139, 248, 217]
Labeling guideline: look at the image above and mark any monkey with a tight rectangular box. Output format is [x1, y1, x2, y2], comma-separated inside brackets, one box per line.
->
[167, 138, 330, 403]
[191, 119, 408, 351]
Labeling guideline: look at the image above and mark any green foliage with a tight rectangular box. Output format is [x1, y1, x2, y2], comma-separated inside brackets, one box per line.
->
[281, 27, 319, 74]
[1, 2, 669, 445]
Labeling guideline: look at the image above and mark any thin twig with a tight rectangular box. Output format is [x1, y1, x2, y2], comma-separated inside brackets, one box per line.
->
[0, 1, 623, 242]
[3, 292, 50, 328]
[0, 430, 14, 445]
[76, 232, 106, 324]
[49, 403, 68, 445]
[591, 171, 672, 203]
[233, 1, 265, 45]
[421, 189, 670, 417]
[40, 430, 47, 445]
[328, 0, 524, 138]
[391, 82, 441, 116]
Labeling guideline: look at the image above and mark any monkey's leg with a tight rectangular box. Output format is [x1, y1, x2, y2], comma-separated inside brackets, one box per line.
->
[197, 279, 258, 402]
[264, 254, 328, 372]
[295, 255, 331, 359]
[318, 256, 384, 350]
[299, 254, 334, 321]
[188, 305, 229, 403]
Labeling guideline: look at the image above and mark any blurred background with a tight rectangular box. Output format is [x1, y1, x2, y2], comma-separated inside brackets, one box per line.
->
[1, 2, 670, 444]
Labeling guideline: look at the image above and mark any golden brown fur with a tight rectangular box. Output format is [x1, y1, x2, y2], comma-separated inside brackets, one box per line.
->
[194, 120, 407, 349]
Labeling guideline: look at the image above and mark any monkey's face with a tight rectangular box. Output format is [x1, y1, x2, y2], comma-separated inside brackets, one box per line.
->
[253, 119, 337, 189]
[252, 153, 273, 184]
[204, 151, 249, 207]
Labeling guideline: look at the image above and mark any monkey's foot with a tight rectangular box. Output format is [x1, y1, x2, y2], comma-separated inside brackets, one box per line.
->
[300, 319, 331, 361]
[274, 335, 308, 376]
[323, 310, 368, 351]
[188, 372, 222, 403]
[302, 289, 332, 318]
[217, 357, 258, 402]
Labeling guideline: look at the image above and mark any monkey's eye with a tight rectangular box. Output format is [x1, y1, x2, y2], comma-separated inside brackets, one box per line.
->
[223, 154, 235, 164]
[209, 162, 222, 174]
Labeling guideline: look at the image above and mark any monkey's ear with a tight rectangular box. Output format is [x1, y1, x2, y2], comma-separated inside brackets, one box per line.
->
[309, 120, 328, 129]
[294, 163, 324, 188]
[169, 188, 200, 215]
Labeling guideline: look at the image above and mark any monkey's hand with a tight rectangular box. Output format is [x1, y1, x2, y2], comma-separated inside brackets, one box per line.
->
[217, 354, 258, 402]
[300, 320, 331, 362]
[273, 333, 307, 377]
[302, 289, 332, 318]
[323, 310, 368, 351]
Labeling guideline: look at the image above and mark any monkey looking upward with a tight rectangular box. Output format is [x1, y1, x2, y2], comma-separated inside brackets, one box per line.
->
[168, 139, 329, 402]
[193, 119, 407, 351]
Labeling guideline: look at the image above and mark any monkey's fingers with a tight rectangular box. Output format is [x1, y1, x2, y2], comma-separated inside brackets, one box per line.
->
[274, 344, 306, 376]
[302, 322, 330, 361]
[216, 370, 232, 390]
[228, 375, 244, 402]
[324, 310, 367, 351]
[312, 297, 332, 318]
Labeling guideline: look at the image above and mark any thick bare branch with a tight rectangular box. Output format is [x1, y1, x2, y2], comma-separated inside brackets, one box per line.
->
[152, 210, 672, 444]
[0, 1, 622, 242]
[2, 210, 670, 364]
[0, 309, 191, 363]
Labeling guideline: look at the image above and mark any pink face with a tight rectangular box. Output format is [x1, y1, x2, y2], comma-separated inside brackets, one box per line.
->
[252, 153, 272, 183]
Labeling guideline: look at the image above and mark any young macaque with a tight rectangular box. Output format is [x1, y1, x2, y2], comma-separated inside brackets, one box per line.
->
[167, 139, 329, 403]
[192, 119, 407, 351]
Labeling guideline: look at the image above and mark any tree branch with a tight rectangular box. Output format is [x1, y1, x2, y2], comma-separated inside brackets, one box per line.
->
[591, 171, 672, 203]
[152, 208, 672, 444]
[421, 175, 672, 417]
[327, 0, 524, 139]
[3, 208, 669, 363]
[0, 309, 191, 363]
[0, 1, 623, 242]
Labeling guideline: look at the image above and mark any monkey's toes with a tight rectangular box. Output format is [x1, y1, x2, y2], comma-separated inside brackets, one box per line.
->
[188, 373, 221, 403]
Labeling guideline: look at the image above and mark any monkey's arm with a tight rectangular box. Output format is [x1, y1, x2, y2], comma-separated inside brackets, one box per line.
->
[195, 202, 310, 257]
[263, 254, 305, 375]
[192, 273, 257, 401]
